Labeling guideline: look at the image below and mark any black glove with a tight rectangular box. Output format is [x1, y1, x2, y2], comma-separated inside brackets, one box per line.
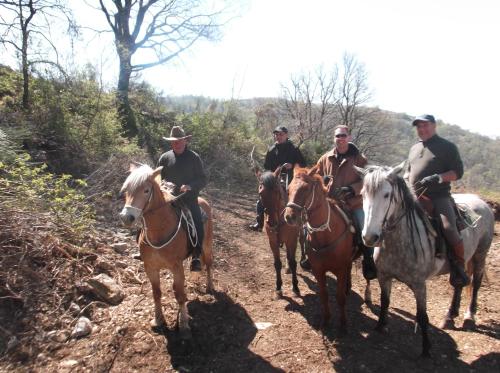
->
[417, 174, 441, 188]
[339, 186, 354, 198]
[329, 186, 353, 200]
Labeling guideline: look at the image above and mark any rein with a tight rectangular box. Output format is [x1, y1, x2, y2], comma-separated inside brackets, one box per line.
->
[286, 181, 332, 233]
[127, 185, 194, 250]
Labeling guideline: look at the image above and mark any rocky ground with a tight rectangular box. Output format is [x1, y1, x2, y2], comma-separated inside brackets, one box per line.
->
[1, 188, 499, 372]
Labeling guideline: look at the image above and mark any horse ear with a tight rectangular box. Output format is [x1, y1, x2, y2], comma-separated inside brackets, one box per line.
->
[129, 163, 139, 172]
[152, 166, 163, 178]
[255, 168, 261, 180]
[354, 165, 366, 177]
[273, 165, 283, 178]
[389, 161, 406, 177]
[307, 165, 318, 176]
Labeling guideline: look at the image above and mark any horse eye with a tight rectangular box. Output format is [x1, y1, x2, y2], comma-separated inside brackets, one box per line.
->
[384, 193, 390, 199]
[144, 189, 150, 194]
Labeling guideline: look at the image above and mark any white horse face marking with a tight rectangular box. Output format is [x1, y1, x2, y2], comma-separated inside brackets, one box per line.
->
[362, 179, 394, 246]
[119, 166, 156, 227]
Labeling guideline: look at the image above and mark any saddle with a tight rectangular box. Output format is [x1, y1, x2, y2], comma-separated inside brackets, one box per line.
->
[417, 195, 478, 258]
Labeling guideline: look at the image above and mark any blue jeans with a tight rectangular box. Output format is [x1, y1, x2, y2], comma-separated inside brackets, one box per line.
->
[352, 208, 365, 231]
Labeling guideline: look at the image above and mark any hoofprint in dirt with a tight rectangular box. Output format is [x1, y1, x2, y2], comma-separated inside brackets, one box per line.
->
[2, 189, 499, 372]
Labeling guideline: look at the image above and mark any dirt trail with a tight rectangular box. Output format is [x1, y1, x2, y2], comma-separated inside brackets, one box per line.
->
[8, 189, 500, 372]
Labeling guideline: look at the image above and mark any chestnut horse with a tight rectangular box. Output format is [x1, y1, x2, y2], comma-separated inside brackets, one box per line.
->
[284, 166, 355, 331]
[256, 167, 301, 297]
[119, 163, 214, 338]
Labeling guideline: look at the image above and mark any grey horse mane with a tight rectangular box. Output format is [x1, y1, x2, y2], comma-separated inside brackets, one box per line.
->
[363, 165, 433, 257]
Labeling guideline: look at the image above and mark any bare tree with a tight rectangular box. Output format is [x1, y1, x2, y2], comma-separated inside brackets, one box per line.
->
[279, 66, 338, 146]
[95, 0, 226, 138]
[0, 0, 75, 109]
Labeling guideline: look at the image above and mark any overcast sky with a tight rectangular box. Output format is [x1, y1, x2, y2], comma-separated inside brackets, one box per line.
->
[69, 0, 500, 138]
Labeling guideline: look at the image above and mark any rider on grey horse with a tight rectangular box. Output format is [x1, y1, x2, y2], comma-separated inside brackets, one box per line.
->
[405, 114, 469, 287]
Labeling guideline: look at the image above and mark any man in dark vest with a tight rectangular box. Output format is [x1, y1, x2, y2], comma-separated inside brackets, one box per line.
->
[249, 126, 306, 231]
[158, 126, 207, 272]
[315, 125, 377, 280]
[406, 114, 469, 287]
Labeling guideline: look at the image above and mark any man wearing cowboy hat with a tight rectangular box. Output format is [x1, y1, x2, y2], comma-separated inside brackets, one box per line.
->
[158, 126, 207, 272]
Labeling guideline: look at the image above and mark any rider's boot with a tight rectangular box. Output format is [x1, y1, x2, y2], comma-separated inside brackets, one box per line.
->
[249, 212, 264, 232]
[449, 241, 470, 287]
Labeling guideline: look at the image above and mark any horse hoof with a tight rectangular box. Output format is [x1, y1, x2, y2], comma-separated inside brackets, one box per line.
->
[439, 318, 455, 330]
[462, 318, 476, 330]
[150, 318, 167, 333]
[285, 268, 291, 274]
[300, 259, 311, 271]
[293, 289, 301, 298]
[274, 290, 283, 300]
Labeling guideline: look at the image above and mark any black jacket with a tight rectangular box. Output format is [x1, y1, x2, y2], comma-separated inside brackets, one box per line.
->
[407, 135, 463, 198]
[264, 140, 306, 181]
[157, 148, 207, 202]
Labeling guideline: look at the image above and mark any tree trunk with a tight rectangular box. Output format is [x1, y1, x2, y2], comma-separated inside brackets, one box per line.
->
[21, 24, 29, 110]
[117, 54, 137, 138]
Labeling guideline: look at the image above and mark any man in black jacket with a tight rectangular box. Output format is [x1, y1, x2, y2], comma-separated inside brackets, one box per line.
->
[158, 126, 207, 272]
[406, 114, 469, 287]
[250, 126, 306, 231]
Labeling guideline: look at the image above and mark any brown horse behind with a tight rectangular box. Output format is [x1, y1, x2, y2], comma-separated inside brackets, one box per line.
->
[119, 163, 214, 339]
[256, 167, 301, 297]
[284, 166, 354, 331]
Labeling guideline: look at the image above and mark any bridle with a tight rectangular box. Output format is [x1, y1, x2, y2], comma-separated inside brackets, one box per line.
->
[379, 184, 406, 233]
[286, 180, 332, 233]
[124, 182, 189, 249]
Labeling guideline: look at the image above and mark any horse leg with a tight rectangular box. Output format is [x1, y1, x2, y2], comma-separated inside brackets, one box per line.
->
[315, 270, 330, 329]
[336, 269, 350, 334]
[463, 259, 485, 330]
[172, 264, 191, 339]
[202, 239, 214, 294]
[375, 276, 392, 332]
[144, 265, 166, 329]
[440, 285, 462, 330]
[364, 280, 372, 305]
[269, 238, 283, 298]
[411, 284, 431, 358]
[286, 237, 300, 297]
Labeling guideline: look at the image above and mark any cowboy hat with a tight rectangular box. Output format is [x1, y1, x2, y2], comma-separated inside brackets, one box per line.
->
[162, 126, 192, 141]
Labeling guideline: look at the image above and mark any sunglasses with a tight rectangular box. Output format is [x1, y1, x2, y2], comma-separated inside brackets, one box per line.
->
[335, 133, 348, 138]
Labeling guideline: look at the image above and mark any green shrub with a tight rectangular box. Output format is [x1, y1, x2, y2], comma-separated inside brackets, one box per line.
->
[0, 153, 95, 243]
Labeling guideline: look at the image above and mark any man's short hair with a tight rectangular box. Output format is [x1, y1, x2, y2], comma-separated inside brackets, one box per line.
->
[273, 125, 288, 134]
[334, 125, 350, 134]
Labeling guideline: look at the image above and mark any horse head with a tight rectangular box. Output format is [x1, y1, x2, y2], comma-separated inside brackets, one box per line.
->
[119, 163, 163, 227]
[258, 167, 286, 229]
[357, 163, 406, 246]
[284, 165, 325, 226]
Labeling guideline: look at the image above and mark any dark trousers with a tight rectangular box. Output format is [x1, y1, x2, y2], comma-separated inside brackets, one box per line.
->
[433, 196, 461, 246]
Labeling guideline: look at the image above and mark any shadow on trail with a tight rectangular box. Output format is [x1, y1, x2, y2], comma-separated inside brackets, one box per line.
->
[284, 273, 479, 372]
[162, 290, 284, 373]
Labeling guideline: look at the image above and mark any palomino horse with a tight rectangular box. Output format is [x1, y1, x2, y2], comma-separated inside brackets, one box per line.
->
[359, 164, 494, 357]
[256, 167, 301, 297]
[284, 166, 355, 331]
[119, 163, 214, 338]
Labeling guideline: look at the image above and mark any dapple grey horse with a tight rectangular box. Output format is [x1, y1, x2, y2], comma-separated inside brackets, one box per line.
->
[358, 164, 494, 357]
